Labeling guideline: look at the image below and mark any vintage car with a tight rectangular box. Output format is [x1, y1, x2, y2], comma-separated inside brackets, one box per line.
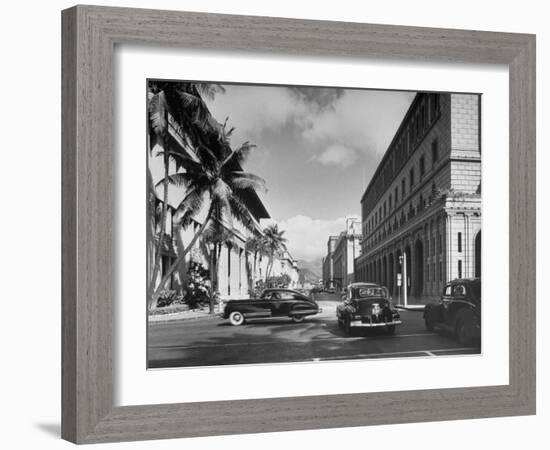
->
[423, 278, 481, 344]
[222, 288, 321, 326]
[336, 283, 402, 335]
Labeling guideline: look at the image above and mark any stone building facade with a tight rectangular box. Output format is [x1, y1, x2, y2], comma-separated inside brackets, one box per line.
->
[354, 93, 481, 301]
[322, 236, 339, 288]
[331, 216, 362, 289]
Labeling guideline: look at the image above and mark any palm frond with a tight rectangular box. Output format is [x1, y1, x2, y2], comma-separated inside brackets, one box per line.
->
[228, 172, 267, 193]
[177, 91, 203, 109]
[194, 83, 226, 100]
[227, 194, 255, 232]
[148, 92, 167, 137]
[155, 172, 194, 189]
[176, 188, 205, 228]
[221, 141, 256, 169]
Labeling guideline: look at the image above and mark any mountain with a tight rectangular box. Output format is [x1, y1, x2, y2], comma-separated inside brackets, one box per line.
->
[297, 258, 322, 285]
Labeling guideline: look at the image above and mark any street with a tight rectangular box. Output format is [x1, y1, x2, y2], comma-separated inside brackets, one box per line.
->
[148, 293, 480, 368]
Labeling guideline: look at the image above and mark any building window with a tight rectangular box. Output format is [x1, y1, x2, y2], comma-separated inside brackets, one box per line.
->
[432, 139, 439, 165]
[383, 201, 387, 217]
[439, 261, 443, 281]
[420, 154, 425, 177]
[389, 194, 392, 210]
[409, 168, 415, 189]
[458, 260, 462, 278]
[395, 186, 399, 204]
[438, 233, 442, 254]
[458, 232, 462, 253]
[419, 194, 424, 210]
[402, 178, 406, 197]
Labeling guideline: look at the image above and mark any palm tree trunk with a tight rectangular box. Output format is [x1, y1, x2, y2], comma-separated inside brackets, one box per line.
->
[252, 251, 257, 293]
[150, 201, 216, 309]
[209, 246, 215, 314]
[149, 150, 169, 309]
[266, 258, 273, 282]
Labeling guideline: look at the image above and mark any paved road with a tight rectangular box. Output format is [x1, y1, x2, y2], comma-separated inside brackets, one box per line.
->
[148, 293, 480, 368]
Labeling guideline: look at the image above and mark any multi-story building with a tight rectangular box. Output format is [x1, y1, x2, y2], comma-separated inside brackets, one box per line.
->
[270, 249, 300, 288]
[354, 93, 481, 301]
[322, 236, 339, 288]
[330, 216, 362, 289]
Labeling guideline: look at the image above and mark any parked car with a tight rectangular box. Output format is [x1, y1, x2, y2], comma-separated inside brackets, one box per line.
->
[222, 288, 321, 326]
[423, 278, 481, 344]
[336, 283, 401, 336]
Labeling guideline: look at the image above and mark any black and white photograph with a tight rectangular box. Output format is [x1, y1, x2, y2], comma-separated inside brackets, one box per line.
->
[146, 80, 482, 369]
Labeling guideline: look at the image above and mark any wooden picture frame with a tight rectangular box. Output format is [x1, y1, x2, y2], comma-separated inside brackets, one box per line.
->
[61, 5, 536, 444]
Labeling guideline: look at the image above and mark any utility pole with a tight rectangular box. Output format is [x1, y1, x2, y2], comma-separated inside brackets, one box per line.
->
[402, 252, 408, 308]
[399, 252, 408, 308]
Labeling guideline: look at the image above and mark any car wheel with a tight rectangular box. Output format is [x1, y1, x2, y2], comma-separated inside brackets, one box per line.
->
[344, 317, 354, 336]
[229, 311, 245, 326]
[386, 325, 396, 335]
[455, 318, 470, 345]
[292, 314, 305, 323]
[424, 312, 435, 332]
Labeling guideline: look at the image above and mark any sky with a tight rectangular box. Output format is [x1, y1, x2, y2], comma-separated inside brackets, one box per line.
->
[202, 83, 415, 262]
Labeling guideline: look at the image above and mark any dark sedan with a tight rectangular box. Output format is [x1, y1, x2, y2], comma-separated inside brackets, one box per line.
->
[222, 288, 321, 326]
[423, 278, 481, 344]
[336, 283, 402, 336]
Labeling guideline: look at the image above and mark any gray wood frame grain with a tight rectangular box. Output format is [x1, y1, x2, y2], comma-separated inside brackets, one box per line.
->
[62, 5, 536, 444]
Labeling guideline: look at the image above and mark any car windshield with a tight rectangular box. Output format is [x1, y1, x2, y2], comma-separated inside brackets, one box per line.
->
[355, 286, 388, 298]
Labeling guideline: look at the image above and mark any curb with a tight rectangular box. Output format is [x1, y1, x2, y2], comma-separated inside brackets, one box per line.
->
[148, 312, 222, 323]
[395, 305, 426, 311]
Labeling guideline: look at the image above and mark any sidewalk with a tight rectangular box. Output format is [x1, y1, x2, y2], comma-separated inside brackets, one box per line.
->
[394, 295, 438, 311]
[148, 305, 221, 323]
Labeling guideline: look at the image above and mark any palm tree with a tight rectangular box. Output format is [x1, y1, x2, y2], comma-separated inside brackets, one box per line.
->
[200, 220, 236, 312]
[245, 235, 267, 290]
[149, 136, 266, 310]
[262, 224, 287, 280]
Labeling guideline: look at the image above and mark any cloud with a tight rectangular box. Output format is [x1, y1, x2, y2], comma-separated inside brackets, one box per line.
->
[204, 85, 310, 145]
[314, 144, 359, 168]
[273, 215, 353, 261]
[206, 85, 414, 172]
[302, 90, 416, 160]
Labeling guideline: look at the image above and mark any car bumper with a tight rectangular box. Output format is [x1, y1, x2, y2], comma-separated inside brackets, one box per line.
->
[349, 320, 402, 328]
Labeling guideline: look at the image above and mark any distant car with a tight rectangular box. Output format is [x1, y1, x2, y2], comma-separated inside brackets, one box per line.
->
[222, 288, 321, 326]
[327, 287, 336, 294]
[336, 283, 401, 335]
[423, 278, 481, 344]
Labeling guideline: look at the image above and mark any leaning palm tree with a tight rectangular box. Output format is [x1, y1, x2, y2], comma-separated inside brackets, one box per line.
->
[150, 140, 266, 309]
[263, 224, 287, 280]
